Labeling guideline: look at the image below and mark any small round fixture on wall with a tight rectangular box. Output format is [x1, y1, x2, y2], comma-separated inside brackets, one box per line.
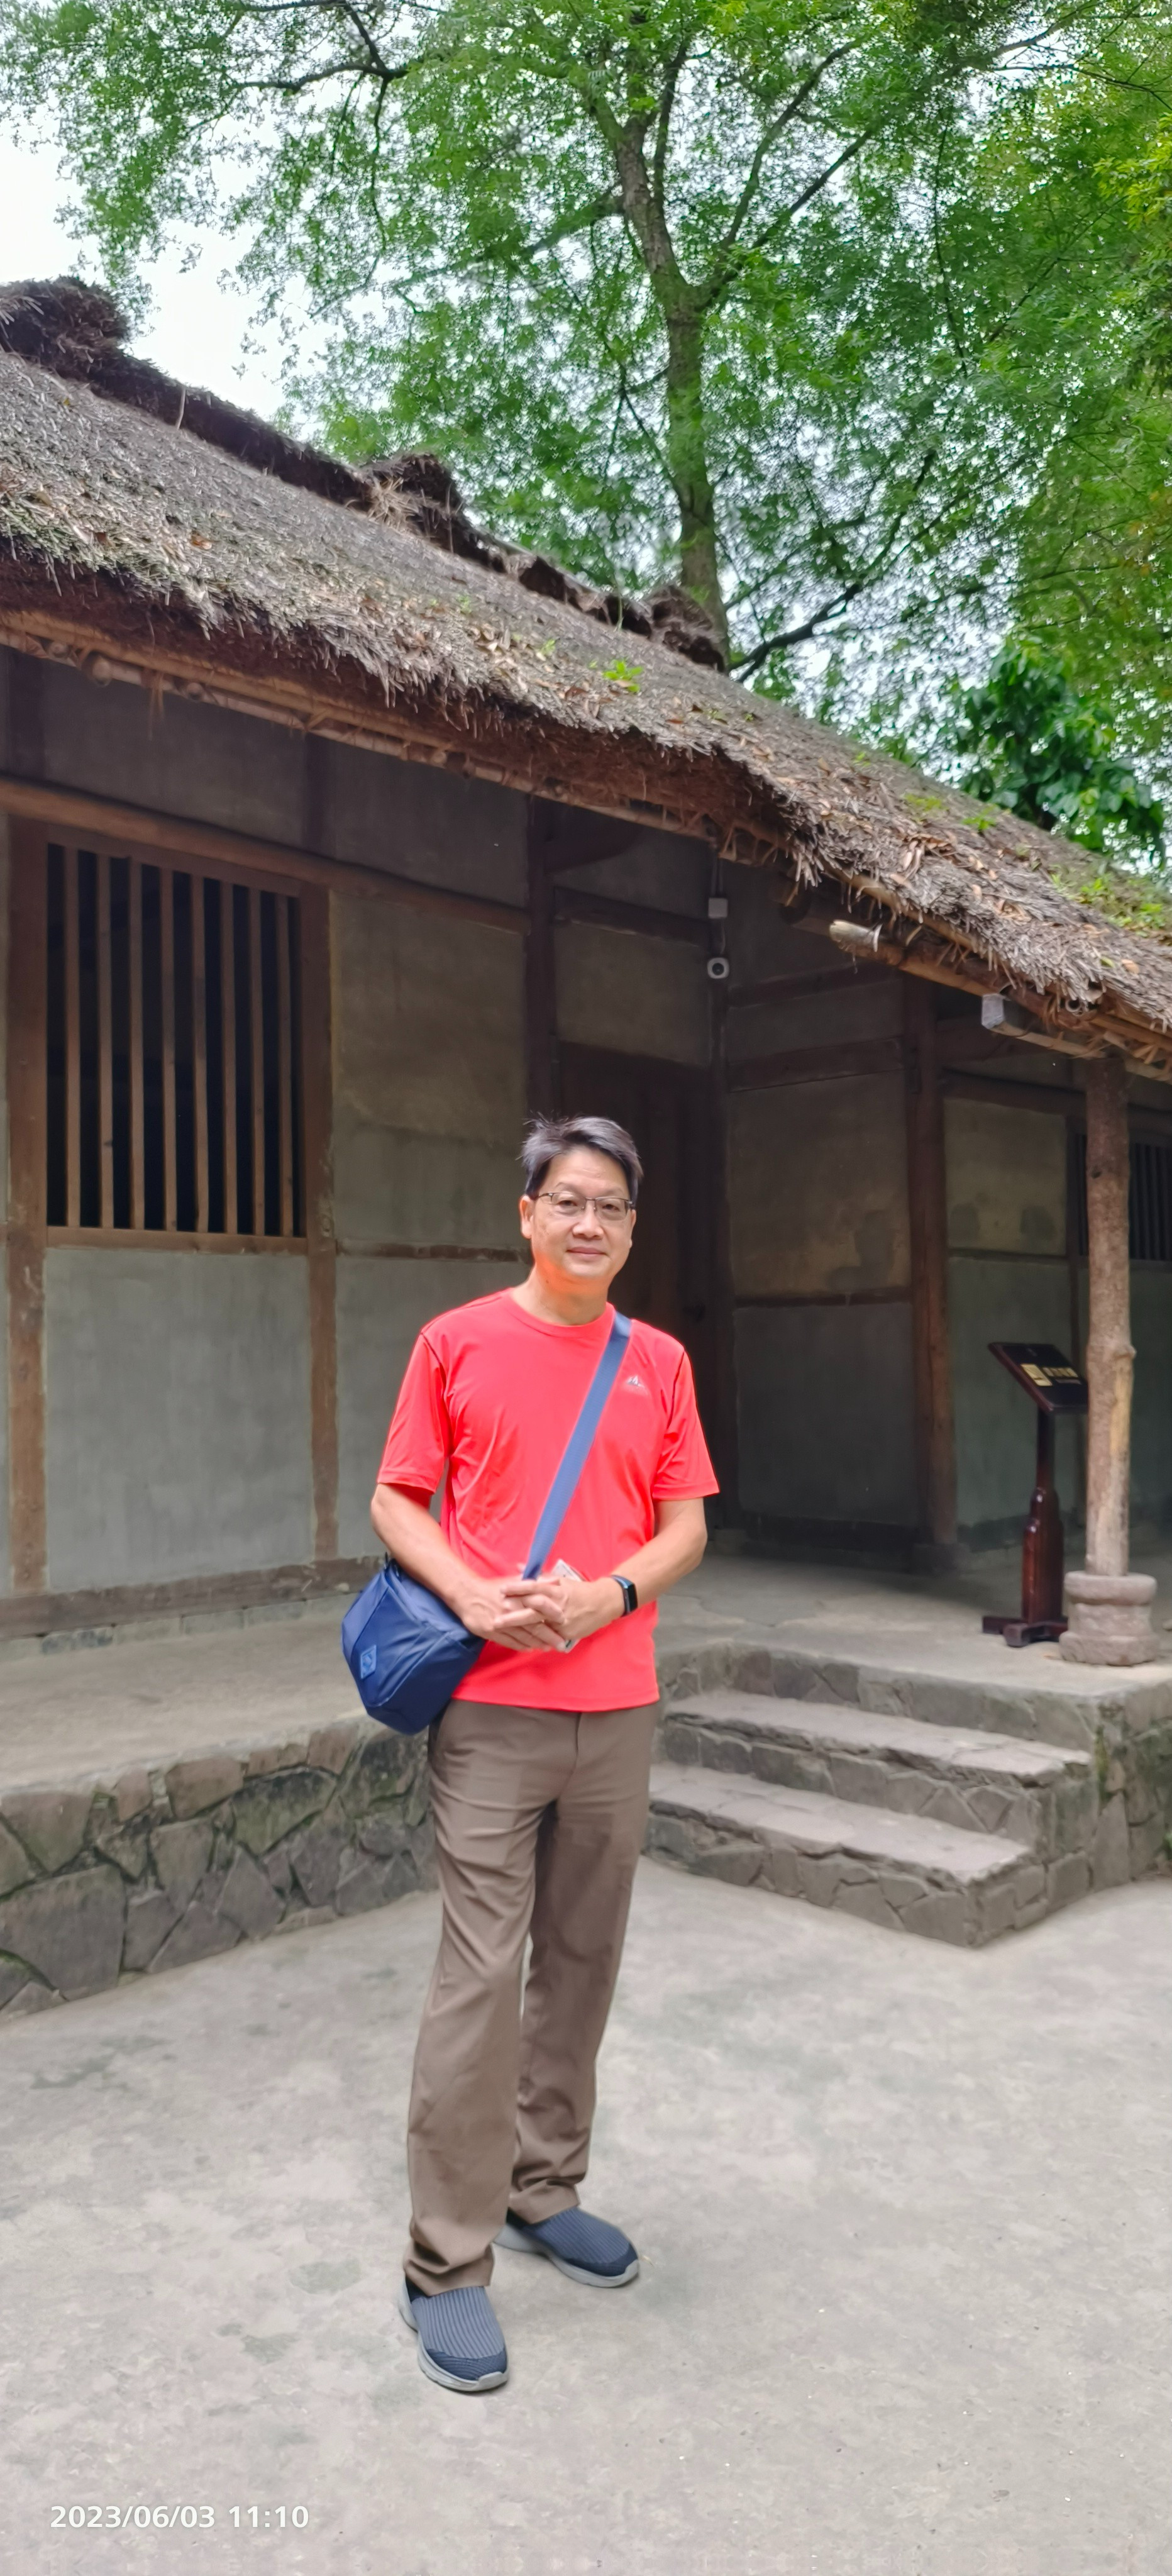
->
[706, 953, 731, 983]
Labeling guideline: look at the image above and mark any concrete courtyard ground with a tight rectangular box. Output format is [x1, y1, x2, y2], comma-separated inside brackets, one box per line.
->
[1, 1855, 1168, 2576]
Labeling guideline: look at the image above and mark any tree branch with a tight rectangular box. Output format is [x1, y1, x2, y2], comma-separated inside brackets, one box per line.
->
[699, 43, 855, 304]
[651, 36, 692, 217]
[735, 443, 941, 674]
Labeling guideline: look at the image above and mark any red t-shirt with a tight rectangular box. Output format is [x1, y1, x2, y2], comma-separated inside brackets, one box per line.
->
[377, 1289, 717, 1711]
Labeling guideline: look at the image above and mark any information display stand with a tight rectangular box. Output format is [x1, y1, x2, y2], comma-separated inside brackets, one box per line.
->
[981, 1343, 1088, 1649]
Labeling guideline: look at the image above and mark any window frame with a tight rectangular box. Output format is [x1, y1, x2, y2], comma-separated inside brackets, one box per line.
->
[42, 833, 307, 1252]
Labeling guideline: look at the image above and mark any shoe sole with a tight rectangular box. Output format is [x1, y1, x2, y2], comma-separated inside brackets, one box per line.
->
[397, 2279, 509, 2392]
[494, 2220, 639, 2287]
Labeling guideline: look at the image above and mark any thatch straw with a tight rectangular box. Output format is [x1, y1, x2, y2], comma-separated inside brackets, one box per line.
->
[3, 277, 1171, 1048]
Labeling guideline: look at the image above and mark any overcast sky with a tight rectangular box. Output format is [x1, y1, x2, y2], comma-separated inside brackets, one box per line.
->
[1, 132, 291, 417]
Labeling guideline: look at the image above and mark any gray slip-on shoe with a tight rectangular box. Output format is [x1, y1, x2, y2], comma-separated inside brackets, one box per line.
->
[397, 2277, 509, 2392]
[495, 2206, 639, 2287]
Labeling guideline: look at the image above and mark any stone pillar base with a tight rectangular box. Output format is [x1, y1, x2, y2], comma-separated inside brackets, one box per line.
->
[1059, 1572, 1159, 1667]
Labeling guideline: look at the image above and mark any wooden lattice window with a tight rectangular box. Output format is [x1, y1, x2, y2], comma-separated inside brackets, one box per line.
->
[1073, 1131, 1172, 1265]
[45, 846, 304, 1241]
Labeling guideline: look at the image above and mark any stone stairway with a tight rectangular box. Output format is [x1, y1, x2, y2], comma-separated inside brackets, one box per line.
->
[646, 1689, 1101, 1945]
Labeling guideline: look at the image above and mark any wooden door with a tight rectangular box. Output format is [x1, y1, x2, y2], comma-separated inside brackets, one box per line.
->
[558, 1043, 718, 1434]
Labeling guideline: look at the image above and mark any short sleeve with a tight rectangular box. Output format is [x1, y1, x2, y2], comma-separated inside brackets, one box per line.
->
[377, 1331, 451, 1496]
[651, 1349, 719, 1498]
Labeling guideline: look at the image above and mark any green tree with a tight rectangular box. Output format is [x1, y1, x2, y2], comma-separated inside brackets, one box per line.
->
[950, 640, 1165, 859]
[3, 0, 1170, 686]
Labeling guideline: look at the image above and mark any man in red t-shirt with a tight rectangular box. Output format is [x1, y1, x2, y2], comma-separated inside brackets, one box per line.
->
[373, 1113, 717, 2394]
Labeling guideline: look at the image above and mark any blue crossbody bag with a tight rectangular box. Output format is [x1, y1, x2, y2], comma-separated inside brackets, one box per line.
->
[341, 1311, 633, 1733]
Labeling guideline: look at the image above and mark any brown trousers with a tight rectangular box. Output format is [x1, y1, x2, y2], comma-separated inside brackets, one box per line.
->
[404, 1696, 658, 2292]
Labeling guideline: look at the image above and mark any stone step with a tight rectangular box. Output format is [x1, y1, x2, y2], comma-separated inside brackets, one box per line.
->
[644, 1766, 1088, 1945]
[660, 1691, 1097, 1863]
[656, 1633, 1172, 1755]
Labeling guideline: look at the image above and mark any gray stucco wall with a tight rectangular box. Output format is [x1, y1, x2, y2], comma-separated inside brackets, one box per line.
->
[0, 813, 9, 1589]
[331, 892, 526, 1248]
[736, 1300, 916, 1528]
[335, 1252, 524, 1559]
[329, 878, 530, 1555]
[1130, 1267, 1172, 1525]
[945, 1095, 1080, 1542]
[724, 919, 915, 1533]
[944, 1092, 1172, 1544]
[948, 1253, 1081, 1543]
[43, 1248, 314, 1589]
[728, 1072, 909, 1300]
[22, 653, 528, 906]
[555, 921, 710, 1067]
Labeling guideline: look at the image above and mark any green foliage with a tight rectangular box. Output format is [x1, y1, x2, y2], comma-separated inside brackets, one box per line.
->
[950, 641, 1166, 861]
[3, 0, 1172, 735]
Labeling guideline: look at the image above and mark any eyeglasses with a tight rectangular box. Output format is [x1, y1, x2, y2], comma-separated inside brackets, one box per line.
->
[534, 1189, 634, 1226]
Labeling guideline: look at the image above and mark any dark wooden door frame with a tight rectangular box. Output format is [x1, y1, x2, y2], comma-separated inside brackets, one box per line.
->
[558, 1037, 738, 1518]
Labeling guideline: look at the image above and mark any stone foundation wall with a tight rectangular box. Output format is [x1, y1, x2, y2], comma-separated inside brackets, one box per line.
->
[0, 1718, 432, 2018]
[655, 1639, 1172, 1894]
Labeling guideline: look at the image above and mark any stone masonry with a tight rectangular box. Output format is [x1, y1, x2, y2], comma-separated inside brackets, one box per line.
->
[0, 1718, 431, 2019]
[653, 1637, 1172, 1899]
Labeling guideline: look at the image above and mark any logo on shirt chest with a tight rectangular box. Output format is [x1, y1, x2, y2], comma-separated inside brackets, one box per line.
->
[622, 1372, 650, 1395]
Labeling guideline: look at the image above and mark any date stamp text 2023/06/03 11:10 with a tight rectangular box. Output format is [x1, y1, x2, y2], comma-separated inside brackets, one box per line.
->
[49, 2506, 311, 2532]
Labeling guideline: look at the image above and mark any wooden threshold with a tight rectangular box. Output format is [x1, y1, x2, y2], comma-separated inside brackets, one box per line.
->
[0, 1557, 377, 1645]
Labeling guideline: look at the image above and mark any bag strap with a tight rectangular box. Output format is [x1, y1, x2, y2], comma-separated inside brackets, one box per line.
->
[522, 1312, 633, 1580]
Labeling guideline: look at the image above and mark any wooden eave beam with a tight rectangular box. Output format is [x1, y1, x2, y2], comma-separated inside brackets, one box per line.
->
[822, 911, 1172, 1085]
[0, 772, 528, 934]
[0, 609, 720, 852]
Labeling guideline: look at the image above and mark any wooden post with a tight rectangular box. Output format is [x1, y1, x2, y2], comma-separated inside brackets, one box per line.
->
[707, 977, 741, 1519]
[525, 799, 558, 1118]
[299, 886, 339, 1564]
[1083, 1055, 1132, 1575]
[1063, 1052, 1158, 1662]
[903, 980, 956, 1558]
[6, 821, 48, 1592]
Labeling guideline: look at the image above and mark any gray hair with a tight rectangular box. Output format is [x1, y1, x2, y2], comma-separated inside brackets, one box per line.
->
[521, 1114, 643, 1204]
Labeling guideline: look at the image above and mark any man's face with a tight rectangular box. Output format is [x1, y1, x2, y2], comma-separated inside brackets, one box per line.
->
[519, 1146, 636, 1290]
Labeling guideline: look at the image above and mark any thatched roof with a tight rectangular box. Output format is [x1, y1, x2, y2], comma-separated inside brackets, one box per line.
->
[2, 276, 1171, 1066]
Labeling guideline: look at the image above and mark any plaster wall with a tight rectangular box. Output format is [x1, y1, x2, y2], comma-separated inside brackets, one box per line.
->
[331, 894, 526, 1246]
[728, 1075, 909, 1299]
[948, 1253, 1080, 1544]
[0, 814, 9, 1589]
[23, 653, 528, 906]
[727, 974, 903, 1065]
[735, 1301, 917, 1528]
[553, 825, 709, 917]
[945, 1099, 1067, 1257]
[308, 734, 526, 906]
[555, 921, 710, 1066]
[42, 1248, 313, 1590]
[725, 871, 830, 987]
[1111, 1266, 1172, 1526]
[728, 1069, 912, 1534]
[334, 1252, 525, 1559]
[946, 1094, 1078, 1542]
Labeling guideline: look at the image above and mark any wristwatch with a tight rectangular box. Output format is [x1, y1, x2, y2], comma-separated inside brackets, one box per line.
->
[611, 1575, 638, 1617]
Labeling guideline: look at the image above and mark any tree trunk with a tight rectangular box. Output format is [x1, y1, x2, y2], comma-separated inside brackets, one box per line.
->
[609, 123, 729, 657]
[663, 310, 727, 657]
[1083, 1055, 1132, 1577]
